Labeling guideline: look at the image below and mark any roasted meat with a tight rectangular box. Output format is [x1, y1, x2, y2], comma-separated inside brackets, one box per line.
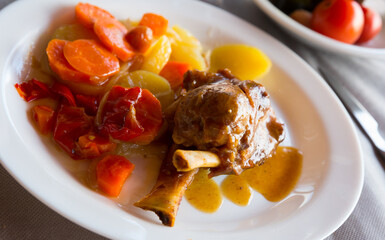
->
[135, 69, 285, 226]
[172, 69, 285, 176]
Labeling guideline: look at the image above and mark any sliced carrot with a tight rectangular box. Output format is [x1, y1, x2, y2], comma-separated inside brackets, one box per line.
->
[94, 18, 135, 62]
[46, 39, 91, 84]
[139, 13, 168, 38]
[96, 155, 135, 197]
[63, 39, 120, 77]
[32, 105, 56, 135]
[159, 61, 190, 90]
[75, 2, 115, 29]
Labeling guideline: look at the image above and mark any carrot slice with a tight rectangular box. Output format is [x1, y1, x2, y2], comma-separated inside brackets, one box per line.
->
[46, 39, 91, 84]
[94, 18, 135, 62]
[75, 2, 115, 29]
[159, 61, 190, 90]
[96, 155, 135, 197]
[139, 13, 168, 38]
[63, 39, 120, 77]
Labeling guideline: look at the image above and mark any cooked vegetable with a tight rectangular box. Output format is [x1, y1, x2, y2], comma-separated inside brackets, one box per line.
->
[141, 35, 172, 74]
[75, 94, 99, 116]
[159, 61, 190, 90]
[126, 70, 174, 108]
[51, 82, 77, 107]
[77, 133, 116, 159]
[53, 105, 94, 159]
[51, 24, 97, 41]
[168, 25, 206, 71]
[15, 79, 52, 102]
[209, 44, 271, 80]
[46, 39, 91, 84]
[63, 39, 120, 77]
[96, 155, 135, 197]
[93, 18, 135, 62]
[356, 5, 383, 43]
[310, 0, 364, 44]
[125, 26, 154, 53]
[99, 86, 163, 144]
[32, 105, 56, 135]
[139, 13, 168, 38]
[75, 2, 115, 29]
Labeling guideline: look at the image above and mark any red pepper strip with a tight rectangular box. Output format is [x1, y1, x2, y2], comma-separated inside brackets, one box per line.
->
[51, 82, 77, 107]
[75, 94, 99, 116]
[53, 105, 93, 159]
[14, 79, 52, 102]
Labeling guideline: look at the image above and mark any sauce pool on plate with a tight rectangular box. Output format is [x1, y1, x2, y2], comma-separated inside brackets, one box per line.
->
[185, 146, 303, 211]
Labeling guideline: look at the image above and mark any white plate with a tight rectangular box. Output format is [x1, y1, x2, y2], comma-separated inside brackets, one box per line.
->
[0, 0, 363, 239]
[254, 0, 385, 59]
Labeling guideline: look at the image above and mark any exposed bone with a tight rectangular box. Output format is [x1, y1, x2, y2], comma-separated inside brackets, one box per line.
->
[172, 150, 220, 172]
[134, 145, 198, 227]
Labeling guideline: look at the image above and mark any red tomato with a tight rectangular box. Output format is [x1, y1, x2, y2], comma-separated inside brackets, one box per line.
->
[99, 86, 163, 144]
[356, 6, 383, 44]
[311, 0, 364, 44]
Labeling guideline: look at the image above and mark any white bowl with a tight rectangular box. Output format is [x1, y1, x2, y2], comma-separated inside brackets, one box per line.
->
[254, 0, 385, 58]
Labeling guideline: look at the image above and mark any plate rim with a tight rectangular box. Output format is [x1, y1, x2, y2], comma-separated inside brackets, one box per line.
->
[0, 0, 364, 239]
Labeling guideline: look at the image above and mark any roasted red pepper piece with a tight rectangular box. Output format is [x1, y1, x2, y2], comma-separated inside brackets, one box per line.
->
[32, 105, 56, 135]
[99, 86, 163, 144]
[15, 79, 52, 102]
[76, 133, 116, 159]
[53, 105, 93, 159]
[96, 155, 135, 197]
[51, 82, 77, 107]
[75, 94, 99, 116]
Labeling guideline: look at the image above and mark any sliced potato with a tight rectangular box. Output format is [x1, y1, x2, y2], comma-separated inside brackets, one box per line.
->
[141, 35, 171, 74]
[168, 25, 207, 71]
[171, 25, 202, 50]
[170, 43, 206, 71]
[117, 70, 174, 108]
[209, 44, 271, 80]
[51, 24, 97, 41]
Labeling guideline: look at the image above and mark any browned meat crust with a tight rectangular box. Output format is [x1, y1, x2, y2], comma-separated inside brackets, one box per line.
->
[172, 69, 285, 176]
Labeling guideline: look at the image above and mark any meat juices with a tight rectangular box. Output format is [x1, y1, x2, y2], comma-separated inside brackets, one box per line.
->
[172, 69, 285, 176]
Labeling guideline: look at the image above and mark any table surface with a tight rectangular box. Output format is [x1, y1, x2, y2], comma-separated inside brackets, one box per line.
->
[1, 0, 385, 239]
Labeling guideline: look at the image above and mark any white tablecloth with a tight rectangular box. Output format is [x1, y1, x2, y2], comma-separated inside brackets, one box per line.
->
[1, 0, 385, 239]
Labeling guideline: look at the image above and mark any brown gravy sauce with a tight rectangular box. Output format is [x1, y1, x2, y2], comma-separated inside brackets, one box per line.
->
[186, 146, 303, 212]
